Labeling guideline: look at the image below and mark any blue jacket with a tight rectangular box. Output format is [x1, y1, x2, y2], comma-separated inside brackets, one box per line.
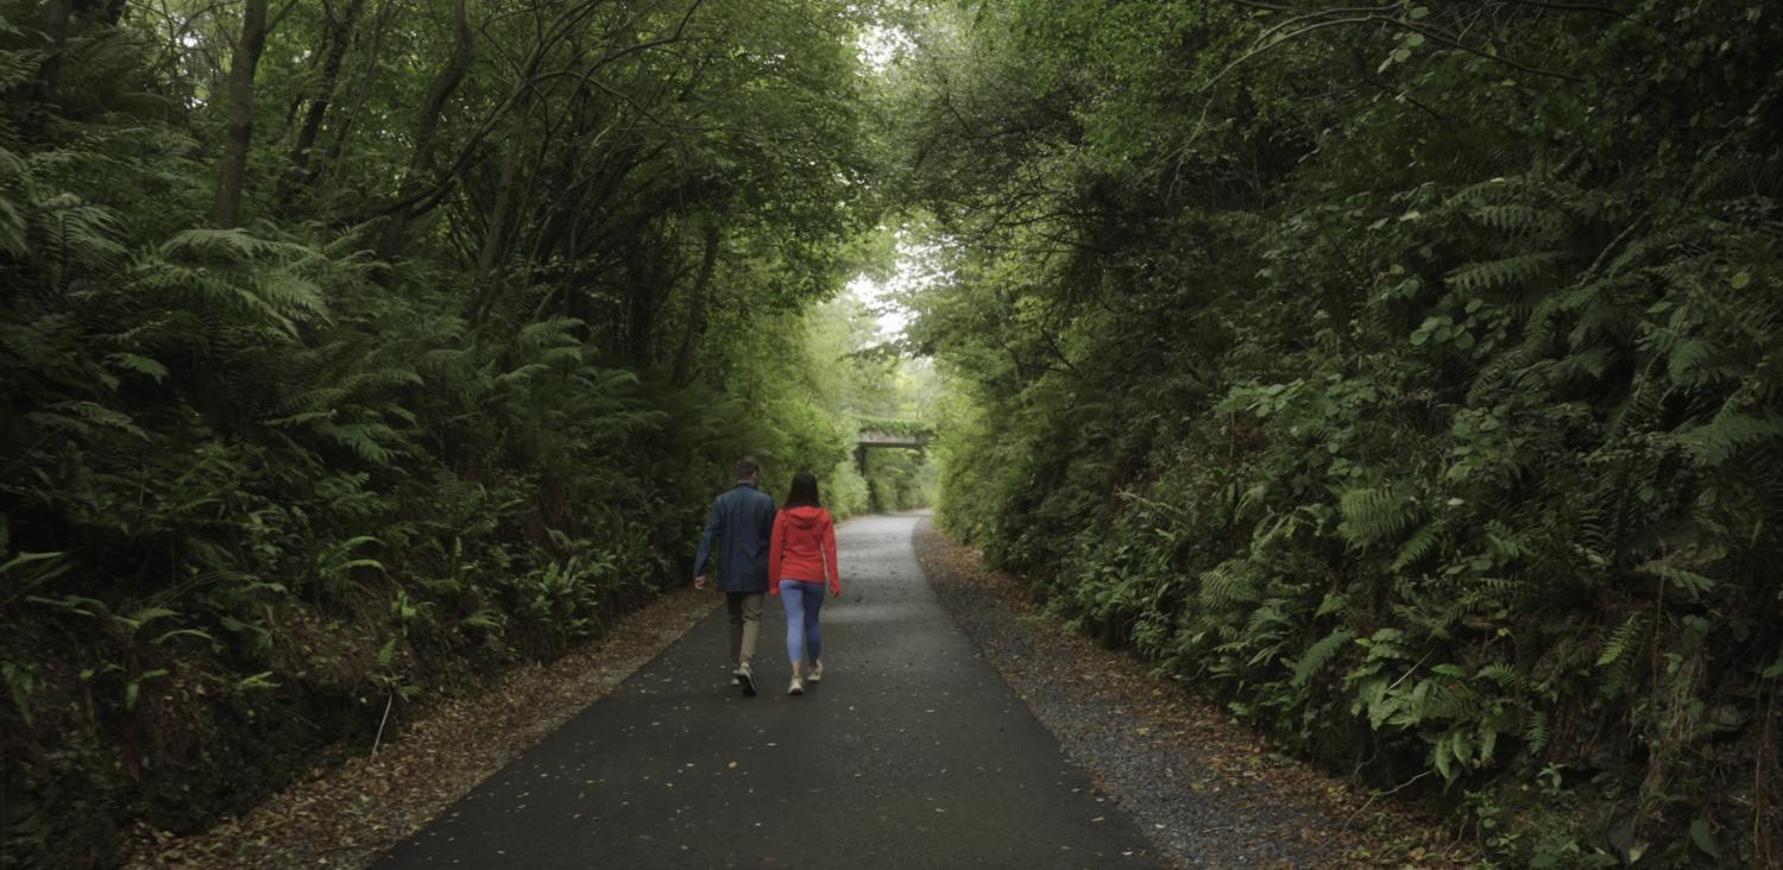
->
[693, 483, 777, 593]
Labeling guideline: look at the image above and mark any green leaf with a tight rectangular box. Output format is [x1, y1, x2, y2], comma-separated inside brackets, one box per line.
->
[1689, 818, 1721, 859]
[125, 669, 170, 711]
[106, 353, 169, 383]
[152, 628, 216, 646]
[122, 606, 180, 628]
[234, 672, 280, 692]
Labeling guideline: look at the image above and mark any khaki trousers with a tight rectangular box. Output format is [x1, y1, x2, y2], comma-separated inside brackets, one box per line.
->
[726, 591, 764, 667]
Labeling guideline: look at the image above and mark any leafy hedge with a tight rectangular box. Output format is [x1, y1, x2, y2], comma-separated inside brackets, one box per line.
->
[0, 0, 875, 864]
[902, 1, 1783, 864]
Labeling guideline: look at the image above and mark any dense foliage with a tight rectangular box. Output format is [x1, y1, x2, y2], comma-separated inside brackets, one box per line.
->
[0, 0, 924, 863]
[894, 1, 1782, 865]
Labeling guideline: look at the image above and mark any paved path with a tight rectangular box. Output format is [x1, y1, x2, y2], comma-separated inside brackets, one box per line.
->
[378, 512, 1160, 868]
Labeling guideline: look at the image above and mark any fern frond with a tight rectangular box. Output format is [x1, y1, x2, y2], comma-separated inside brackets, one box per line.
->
[1197, 560, 1259, 609]
[1523, 710, 1549, 754]
[1635, 560, 1717, 600]
[26, 401, 149, 440]
[314, 422, 401, 464]
[103, 352, 168, 383]
[1679, 411, 1783, 467]
[1477, 663, 1526, 690]
[1392, 520, 1445, 572]
[1447, 252, 1568, 293]
[162, 228, 317, 264]
[1471, 204, 1566, 239]
[1596, 611, 1650, 677]
[257, 269, 328, 320]
[32, 193, 127, 276]
[1339, 487, 1420, 547]
[1293, 629, 1355, 686]
[0, 46, 41, 91]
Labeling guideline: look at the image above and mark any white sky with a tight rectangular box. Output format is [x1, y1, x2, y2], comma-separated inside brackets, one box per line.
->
[856, 23, 916, 71]
[850, 23, 929, 343]
[846, 233, 948, 342]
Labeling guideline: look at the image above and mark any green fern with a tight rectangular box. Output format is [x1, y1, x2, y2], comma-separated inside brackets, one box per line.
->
[1596, 612, 1650, 694]
[1391, 519, 1445, 572]
[1339, 487, 1420, 547]
[1196, 560, 1259, 609]
[1446, 251, 1569, 293]
[1523, 711, 1549, 755]
[1636, 561, 1717, 601]
[1471, 204, 1566, 240]
[1679, 411, 1783, 466]
[31, 193, 127, 286]
[1292, 628, 1355, 687]
[1476, 663, 1526, 691]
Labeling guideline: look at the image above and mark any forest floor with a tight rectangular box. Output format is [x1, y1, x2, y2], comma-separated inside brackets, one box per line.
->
[122, 587, 719, 869]
[912, 517, 1480, 868]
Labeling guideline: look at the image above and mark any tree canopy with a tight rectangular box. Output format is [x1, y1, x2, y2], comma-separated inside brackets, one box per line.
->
[0, 0, 921, 861]
[891, 1, 1782, 865]
[4, 0, 1781, 865]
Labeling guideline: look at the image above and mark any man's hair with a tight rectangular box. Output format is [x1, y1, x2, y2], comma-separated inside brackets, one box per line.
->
[734, 456, 761, 480]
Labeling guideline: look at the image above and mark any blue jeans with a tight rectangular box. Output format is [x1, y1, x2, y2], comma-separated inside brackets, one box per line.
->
[779, 580, 825, 665]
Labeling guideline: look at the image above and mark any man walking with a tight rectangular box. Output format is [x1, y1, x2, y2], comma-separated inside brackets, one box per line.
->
[694, 456, 777, 696]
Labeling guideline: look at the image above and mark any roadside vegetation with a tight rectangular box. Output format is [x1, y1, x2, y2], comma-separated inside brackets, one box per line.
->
[891, 2, 1783, 865]
[7, 0, 1779, 866]
[0, 1, 932, 863]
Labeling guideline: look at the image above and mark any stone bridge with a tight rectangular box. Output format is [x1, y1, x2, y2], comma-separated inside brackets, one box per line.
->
[853, 419, 933, 472]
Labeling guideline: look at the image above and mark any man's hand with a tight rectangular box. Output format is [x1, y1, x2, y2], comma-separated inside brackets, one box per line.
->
[694, 575, 709, 590]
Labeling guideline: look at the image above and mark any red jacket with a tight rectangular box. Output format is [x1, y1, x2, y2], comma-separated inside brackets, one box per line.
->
[768, 505, 840, 595]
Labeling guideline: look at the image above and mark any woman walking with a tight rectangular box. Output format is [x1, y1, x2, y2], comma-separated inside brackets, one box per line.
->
[768, 471, 840, 696]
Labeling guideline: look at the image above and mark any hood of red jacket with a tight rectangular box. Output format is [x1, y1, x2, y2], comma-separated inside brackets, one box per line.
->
[780, 505, 827, 529]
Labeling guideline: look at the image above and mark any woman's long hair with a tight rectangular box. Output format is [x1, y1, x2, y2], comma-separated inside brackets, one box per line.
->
[785, 470, 821, 508]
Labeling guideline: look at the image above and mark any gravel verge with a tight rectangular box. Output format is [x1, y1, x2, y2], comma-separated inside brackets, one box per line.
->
[122, 586, 719, 869]
[913, 517, 1475, 869]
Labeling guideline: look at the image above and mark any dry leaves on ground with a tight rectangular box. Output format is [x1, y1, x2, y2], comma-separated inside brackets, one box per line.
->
[122, 587, 719, 869]
[915, 523, 1478, 868]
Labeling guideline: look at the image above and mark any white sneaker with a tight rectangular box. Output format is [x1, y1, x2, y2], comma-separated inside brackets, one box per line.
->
[788, 677, 805, 696]
[737, 664, 757, 697]
[808, 660, 823, 683]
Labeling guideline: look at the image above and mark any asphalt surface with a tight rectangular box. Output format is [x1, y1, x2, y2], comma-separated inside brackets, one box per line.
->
[377, 512, 1162, 869]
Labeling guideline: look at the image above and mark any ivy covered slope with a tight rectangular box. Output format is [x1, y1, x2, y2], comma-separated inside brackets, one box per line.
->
[896, 1, 1781, 865]
[0, 0, 884, 863]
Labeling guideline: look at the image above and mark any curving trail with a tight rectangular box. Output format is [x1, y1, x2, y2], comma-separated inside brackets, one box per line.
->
[377, 512, 1161, 868]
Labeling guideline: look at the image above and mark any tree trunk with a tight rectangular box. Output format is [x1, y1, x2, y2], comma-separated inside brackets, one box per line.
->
[378, 0, 472, 258]
[624, 247, 669, 366]
[308, 0, 398, 208]
[213, 0, 271, 228]
[670, 222, 722, 387]
[278, 0, 365, 210]
[36, 0, 74, 101]
[464, 115, 528, 322]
